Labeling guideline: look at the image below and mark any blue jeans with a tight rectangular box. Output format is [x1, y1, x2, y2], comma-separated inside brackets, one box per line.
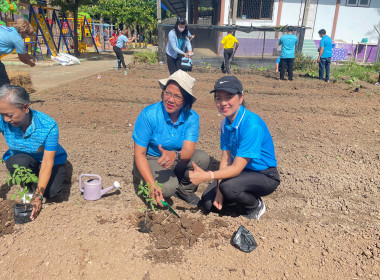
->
[319, 57, 331, 81]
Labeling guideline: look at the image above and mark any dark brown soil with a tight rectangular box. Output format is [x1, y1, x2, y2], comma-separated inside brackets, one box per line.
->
[8, 71, 34, 93]
[0, 200, 15, 237]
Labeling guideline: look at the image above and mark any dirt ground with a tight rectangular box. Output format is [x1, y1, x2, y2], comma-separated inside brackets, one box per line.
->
[0, 62, 379, 280]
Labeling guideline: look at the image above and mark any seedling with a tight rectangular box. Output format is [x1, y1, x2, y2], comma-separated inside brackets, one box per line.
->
[259, 66, 267, 71]
[204, 62, 210, 70]
[6, 164, 39, 203]
[250, 63, 256, 69]
[137, 180, 162, 212]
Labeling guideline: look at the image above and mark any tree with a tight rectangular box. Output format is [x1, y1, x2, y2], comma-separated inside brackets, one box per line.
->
[52, 0, 97, 56]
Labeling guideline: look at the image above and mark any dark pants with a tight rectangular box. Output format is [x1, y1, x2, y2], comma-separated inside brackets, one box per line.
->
[221, 48, 234, 74]
[166, 53, 182, 75]
[280, 58, 294, 80]
[5, 154, 66, 198]
[378, 73, 380, 83]
[319, 57, 331, 81]
[113, 46, 126, 69]
[134, 149, 210, 197]
[0, 60, 10, 88]
[200, 167, 280, 213]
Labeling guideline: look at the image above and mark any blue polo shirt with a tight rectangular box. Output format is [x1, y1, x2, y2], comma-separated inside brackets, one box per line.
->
[220, 106, 277, 171]
[132, 101, 199, 157]
[320, 35, 332, 58]
[279, 34, 298, 59]
[116, 35, 128, 49]
[0, 109, 67, 165]
[0, 26, 26, 55]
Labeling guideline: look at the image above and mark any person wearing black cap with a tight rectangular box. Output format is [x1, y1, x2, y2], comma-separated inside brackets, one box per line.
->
[278, 26, 298, 81]
[189, 76, 280, 220]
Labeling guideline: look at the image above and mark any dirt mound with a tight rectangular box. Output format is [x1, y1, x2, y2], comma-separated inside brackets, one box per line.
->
[0, 200, 15, 237]
[8, 71, 34, 93]
[135, 212, 204, 263]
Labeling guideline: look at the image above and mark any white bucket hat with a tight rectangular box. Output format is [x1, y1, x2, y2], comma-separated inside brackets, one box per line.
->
[159, 70, 196, 100]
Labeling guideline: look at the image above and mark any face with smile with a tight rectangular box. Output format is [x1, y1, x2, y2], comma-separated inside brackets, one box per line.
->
[214, 90, 244, 122]
[0, 99, 30, 128]
[162, 82, 184, 116]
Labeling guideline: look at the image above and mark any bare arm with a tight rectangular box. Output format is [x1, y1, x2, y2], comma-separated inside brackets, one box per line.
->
[234, 42, 239, 53]
[218, 43, 224, 56]
[157, 140, 195, 169]
[31, 150, 55, 220]
[317, 47, 324, 62]
[134, 143, 164, 207]
[18, 53, 35, 67]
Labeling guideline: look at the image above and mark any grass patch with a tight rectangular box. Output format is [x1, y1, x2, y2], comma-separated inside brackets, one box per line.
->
[133, 50, 158, 64]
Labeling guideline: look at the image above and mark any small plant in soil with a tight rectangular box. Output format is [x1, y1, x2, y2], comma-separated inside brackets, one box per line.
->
[137, 180, 163, 233]
[6, 164, 39, 203]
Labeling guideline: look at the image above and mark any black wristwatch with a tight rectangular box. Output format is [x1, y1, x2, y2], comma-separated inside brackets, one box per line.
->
[175, 151, 181, 162]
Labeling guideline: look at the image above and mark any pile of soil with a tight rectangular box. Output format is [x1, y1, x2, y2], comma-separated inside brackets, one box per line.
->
[0, 200, 15, 237]
[8, 71, 34, 93]
[134, 212, 205, 263]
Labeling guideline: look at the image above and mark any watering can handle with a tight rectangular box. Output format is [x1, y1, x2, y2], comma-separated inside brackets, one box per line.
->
[79, 174, 102, 193]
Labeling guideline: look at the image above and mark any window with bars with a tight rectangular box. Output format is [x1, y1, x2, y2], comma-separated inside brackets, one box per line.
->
[237, 0, 274, 20]
[346, 0, 371, 7]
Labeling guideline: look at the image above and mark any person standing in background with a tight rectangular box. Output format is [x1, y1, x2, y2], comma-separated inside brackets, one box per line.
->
[113, 30, 135, 70]
[218, 30, 239, 74]
[278, 26, 298, 81]
[317, 29, 332, 82]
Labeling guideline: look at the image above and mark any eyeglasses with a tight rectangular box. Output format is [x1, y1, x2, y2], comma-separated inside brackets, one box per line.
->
[163, 91, 183, 102]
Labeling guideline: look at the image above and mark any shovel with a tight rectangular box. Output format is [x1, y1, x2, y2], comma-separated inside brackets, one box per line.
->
[161, 200, 180, 218]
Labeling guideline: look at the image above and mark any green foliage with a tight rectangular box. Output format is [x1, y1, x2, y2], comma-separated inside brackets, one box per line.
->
[250, 63, 256, 69]
[133, 50, 158, 64]
[137, 180, 162, 212]
[204, 62, 210, 70]
[258, 66, 267, 71]
[331, 61, 379, 84]
[6, 164, 39, 202]
[294, 53, 318, 72]
[231, 64, 239, 70]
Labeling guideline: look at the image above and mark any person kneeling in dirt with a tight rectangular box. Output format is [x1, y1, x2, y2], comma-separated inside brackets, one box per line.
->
[0, 85, 67, 220]
[132, 70, 209, 207]
[189, 76, 280, 220]
[0, 19, 36, 87]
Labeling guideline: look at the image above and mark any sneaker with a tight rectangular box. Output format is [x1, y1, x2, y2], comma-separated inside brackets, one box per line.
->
[242, 198, 266, 220]
[173, 191, 200, 207]
[375, 82, 380, 86]
[326, 80, 330, 83]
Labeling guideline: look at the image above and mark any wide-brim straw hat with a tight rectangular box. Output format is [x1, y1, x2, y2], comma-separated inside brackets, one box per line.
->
[159, 70, 196, 100]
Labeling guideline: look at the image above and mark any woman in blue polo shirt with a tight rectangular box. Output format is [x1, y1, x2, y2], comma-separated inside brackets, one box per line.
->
[189, 76, 280, 220]
[132, 70, 209, 207]
[0, 85, 67, 220]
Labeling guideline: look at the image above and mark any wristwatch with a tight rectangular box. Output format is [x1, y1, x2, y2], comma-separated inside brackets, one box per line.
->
[175, 151, 181, 162]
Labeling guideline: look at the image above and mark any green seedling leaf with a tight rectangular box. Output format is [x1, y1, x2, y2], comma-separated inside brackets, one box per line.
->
[11, 194, 16, 200]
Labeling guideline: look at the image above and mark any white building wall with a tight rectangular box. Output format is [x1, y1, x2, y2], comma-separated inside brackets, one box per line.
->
[333, 1, 380, 43]
[279, 0, 303, 26]
[312, 0, 335, 40]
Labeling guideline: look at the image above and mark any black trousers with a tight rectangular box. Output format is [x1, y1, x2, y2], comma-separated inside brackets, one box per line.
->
[221, 48, 234, 74]
[5, 153, 66, 198]
[280, 58, 294, 80]
[113, 46, 126, 69]
[167, 53, 182, 75]
[0, 60, 10, 88]
[200, 167, 280, 213]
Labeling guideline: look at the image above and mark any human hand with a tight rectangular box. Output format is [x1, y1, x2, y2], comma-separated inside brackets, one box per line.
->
[213, 188, 223, 210]
[157, 144, 176, 169]
[30, 195, 42, 220]
[217, 52, 220, 57]
[150, 185, 164, 207]
[187, 51, 193, 56]
[189, 162, 209, 185]
[317, 58, 320, 63]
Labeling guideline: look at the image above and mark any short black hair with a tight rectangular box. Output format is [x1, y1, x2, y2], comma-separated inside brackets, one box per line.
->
[162, 82, 195, 111]
[318, 29, 326, 35]
[287, 26, 294, 32]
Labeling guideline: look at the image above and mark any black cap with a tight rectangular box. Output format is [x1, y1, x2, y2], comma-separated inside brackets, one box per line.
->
[210, 76, 243, 94]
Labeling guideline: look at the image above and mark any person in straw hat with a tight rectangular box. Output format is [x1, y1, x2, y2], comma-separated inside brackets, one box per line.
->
[132, 70, 209, 207]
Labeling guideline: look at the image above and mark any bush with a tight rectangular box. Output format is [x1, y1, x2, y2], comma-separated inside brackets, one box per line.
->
[133, 50, 158, 64]
[331, 61, 379, 84]
[294, 53, 318, 72]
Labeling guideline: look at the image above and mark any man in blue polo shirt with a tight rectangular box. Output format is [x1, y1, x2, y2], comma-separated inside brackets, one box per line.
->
[279, 26, 298, 81]
[0, 19, 35, 87]
[317, 29, 333, 82]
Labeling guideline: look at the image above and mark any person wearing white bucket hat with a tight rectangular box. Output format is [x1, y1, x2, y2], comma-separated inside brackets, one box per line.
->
[132, 70, 209, 207]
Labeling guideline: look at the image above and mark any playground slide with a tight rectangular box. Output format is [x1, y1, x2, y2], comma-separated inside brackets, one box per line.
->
[31, 14, 57, 56]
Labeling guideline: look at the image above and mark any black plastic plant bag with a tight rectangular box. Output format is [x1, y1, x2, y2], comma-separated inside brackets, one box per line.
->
[232, 225, 258, 253]
[14, 203, 32, 224]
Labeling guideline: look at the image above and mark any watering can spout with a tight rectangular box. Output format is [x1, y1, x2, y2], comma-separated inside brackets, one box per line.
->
[100, 181, 120, 197]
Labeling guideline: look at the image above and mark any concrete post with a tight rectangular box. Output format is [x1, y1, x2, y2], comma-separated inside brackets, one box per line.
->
[157, 0, 162, 24]
[232, 0, 238, 25]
